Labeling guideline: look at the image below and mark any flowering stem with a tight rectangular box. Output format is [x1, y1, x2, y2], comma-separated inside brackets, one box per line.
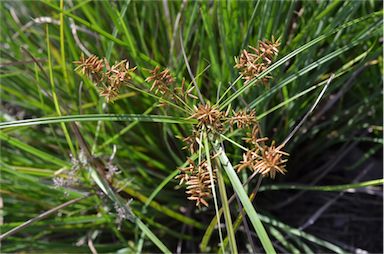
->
[212, 139, 276, 254]
[216, 155, 238, 254]
[203, 130, 225, 252]
[215, 74, 243, 106]
[126, 84, 191, 114]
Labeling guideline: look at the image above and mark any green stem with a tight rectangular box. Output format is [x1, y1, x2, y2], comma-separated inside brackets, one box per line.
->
[216, 159, 238, 254]
[203, 131, 225, 252]
[212, 139, 276, 254]
[46, 25, 76, 156]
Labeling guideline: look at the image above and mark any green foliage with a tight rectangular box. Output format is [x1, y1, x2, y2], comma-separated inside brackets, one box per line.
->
[0, 1, 382, 253]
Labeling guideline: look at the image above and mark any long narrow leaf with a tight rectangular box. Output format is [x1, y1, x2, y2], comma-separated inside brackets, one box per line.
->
[212, 140, 276, 254]
[219, 11, 381, 110]
[0, 114, 196, 129]
[89, 168, 171, 253]
[260, 179, 384, 192]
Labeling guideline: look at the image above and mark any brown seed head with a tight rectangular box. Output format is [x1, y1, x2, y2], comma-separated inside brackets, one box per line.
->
[254, 142, 289, 178]
[99, 86, 119, 103]
[234, 37, 280, 84]
[243, 125, 268, 146]
[175, 158, 216, 207]
[235, 150, 259, 173]
[186, 161, 215, 207]
[236, 140, 289, 179]
[190, 103, 224, 132]
[105, 60, 136, 89]
[175, 158, 196, 185]
[229, 110, 257, 129]
[74, 54, 104, 82]
[182, 128, 201, 154]
[146, 66, 175, 95]
[74, 55, 136, 103]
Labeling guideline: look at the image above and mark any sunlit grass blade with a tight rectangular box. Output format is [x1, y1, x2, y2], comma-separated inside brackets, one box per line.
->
[0, 114, 196, 129]
[43, 1, 129, 47]
[212, 140, 276, 254]
[215, 155, 238, 254]
[219, 11, 381, 110]
[119, 185, 204, 230]
[46, 24, 76, 156]
[203, 131, 225, 252]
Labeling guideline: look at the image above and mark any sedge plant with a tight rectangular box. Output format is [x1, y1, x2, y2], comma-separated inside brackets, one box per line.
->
[1, 1, 382, 253]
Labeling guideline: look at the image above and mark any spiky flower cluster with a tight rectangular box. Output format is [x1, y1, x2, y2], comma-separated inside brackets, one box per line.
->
[177, 104, 223, 207]
[74, 55, 136, 102]
[178, 104, 272, 207]
[235, 37, 280, 84]
[178, 103, 288, 206]
[176, 104, 223, 207]
[73, 55, 104, 82]
[237, 129, 289, 178]
[176, 159, 216, 207]
[145, 66, 197, 106]
[229, 109, 257, 129]
[74, 37, 288, 208]
[146, 66, 175, 95]
[185, 105, 258, 152]
[190, 103, 225, 132]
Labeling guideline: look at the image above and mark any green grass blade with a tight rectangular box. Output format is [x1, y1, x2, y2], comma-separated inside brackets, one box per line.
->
[89, 168, 171, 253]
[43, 1, 129, 47]
[0, 131, 69, 167]
[212, 140, 276, 254]
[143, 169, 179, 211]
[0, 114, 196, 129]
[216, 162, 238, 254]
[258, 214, 346, 253]
[46, 25, 76, 156]
[260, 179, 384, 192]
[219, 11, 382, 110]
[120, 185, 204, 230]
[203, 131, 225, 252]
[135, 218, 171, 254]
[59, 0, 71, 92]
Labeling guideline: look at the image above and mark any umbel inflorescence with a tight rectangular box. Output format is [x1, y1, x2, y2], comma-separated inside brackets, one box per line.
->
[237, 126, 289, 178]
[74, 38, 288, 208]
[74, 55, 136, 102]
[235, 36, 280, 84]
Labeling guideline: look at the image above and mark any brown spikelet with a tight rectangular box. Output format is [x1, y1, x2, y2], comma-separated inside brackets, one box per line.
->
[99, 86, 119, 103]
[146, 66, 175, 95]
[234, 36, 280, 84]
[182, 129, 201, 154]
[190, 103, 224, 132]
[236, 140, 289, 179]
[254, 142, 289, 178]
[105, 60, 136, 89]
[185, 161, 215, 207]
[175, 158, 216, 207]
[235, 150, 259, 173]
[74, 55, 136, 103]
[243, 125, 269, 146]
[175, 158, 196, 185]
[229, 109, 257, 129]
[74, 54, 104, 83]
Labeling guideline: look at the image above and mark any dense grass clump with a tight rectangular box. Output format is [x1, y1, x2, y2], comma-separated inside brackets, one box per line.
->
[0, 1, 382, 253]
